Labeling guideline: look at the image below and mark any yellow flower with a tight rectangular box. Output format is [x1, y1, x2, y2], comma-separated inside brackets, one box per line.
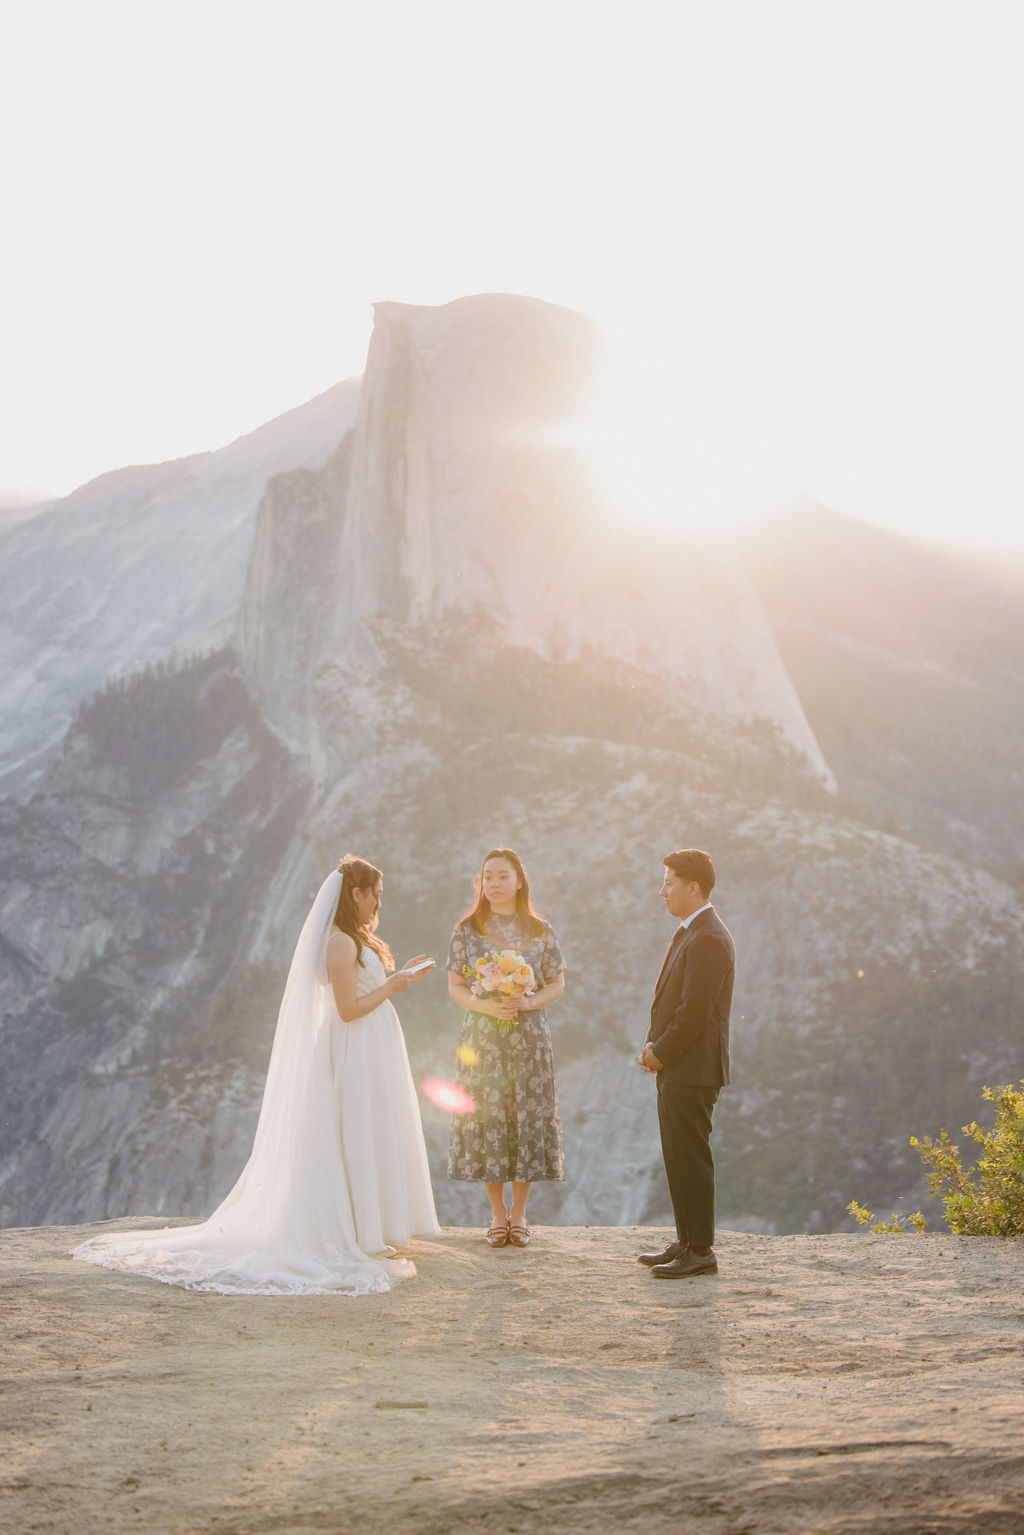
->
[457, 1044, 481, 1066]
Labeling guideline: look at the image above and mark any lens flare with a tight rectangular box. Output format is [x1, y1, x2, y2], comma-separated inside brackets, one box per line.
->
[456, 1044, 481, 1066]
[421, 1077, 476, 1115]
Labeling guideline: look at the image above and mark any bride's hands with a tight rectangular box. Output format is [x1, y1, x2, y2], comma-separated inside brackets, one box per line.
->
[388, 956, 435, 994]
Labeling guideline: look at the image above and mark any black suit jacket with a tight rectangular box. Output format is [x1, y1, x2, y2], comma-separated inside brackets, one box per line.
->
[645, 906, 735, 1086]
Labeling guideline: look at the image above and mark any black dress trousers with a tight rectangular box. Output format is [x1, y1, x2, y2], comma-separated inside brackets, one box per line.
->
[656, 1079, 720, 1251]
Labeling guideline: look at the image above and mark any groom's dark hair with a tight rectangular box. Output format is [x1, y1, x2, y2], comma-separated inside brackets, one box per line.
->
[663, 849, 715, 899]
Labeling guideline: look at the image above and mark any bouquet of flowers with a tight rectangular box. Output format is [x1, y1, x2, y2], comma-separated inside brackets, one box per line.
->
[465, 948, 536, 1033]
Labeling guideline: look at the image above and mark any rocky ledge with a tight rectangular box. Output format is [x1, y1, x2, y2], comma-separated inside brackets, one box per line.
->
[2, 1223, 1023, 1533]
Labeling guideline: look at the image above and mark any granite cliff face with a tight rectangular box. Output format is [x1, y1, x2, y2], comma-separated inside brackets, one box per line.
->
[236, 432, 355, 761]
[0, 378, 360, 784]
[321, 296, 832, 785]
[1, 294, 1022, 1236]
[747, 498, 1024, 871]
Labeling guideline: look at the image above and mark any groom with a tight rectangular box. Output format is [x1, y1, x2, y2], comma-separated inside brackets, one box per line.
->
[637, 849, 735, 1278]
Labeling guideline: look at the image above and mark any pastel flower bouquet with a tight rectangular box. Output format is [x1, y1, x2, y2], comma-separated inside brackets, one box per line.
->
[465, 948, 536, 1032]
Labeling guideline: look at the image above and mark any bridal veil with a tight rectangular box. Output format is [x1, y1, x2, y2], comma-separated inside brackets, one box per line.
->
[73, 871, 417, 1294]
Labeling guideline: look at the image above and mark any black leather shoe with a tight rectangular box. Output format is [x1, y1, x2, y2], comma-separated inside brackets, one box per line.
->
[651, 1249, 717, 1278]
[637, 1241, 685, 1268]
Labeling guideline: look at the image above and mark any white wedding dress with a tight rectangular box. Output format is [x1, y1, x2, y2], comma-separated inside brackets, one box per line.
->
[72, 872, 440, 1295]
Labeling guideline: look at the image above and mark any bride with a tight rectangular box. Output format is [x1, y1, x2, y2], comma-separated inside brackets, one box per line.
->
[73, 855, 441, 1294]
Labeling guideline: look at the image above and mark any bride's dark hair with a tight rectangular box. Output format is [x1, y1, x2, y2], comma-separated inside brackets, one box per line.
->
[463, 847, 546, 939]
[333, 855, 394, 970]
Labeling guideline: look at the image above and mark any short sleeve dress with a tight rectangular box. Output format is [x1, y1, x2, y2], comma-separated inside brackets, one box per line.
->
[447, 912, 566, 1184]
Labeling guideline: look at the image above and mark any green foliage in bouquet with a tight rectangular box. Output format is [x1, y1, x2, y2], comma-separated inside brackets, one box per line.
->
[848, 1082, 1024, 1236]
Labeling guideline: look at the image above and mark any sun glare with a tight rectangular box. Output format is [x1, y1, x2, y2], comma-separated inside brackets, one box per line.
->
[577, 331, 781, 541]
[421, 1077, 476, 1116]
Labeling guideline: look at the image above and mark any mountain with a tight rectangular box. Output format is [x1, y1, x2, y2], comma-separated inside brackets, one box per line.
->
[0, 378, 361, 786]
[747, 498, 1024, 876]
[0, 486, 53, 526]
[1, 294, 1021, 1238]
[325, 296, 833, 785]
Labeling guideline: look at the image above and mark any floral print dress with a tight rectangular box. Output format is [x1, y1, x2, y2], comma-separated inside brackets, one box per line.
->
[447, 913, 566, 1183]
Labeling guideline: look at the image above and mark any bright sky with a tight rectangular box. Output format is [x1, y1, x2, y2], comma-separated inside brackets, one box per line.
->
[2, 1, 1022, 548]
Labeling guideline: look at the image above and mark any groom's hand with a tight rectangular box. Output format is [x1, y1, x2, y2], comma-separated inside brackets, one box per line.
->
[639, 1043, 663, 1072]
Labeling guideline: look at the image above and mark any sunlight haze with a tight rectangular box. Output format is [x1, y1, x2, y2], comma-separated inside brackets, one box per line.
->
[2, 0, 1022, 550]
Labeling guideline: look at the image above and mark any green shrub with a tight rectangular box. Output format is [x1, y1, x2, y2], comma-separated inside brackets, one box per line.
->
[911, 1082, 1024, 1236]
[848, 1081, 1024, 1236]
[847, 1200, 928, 1234]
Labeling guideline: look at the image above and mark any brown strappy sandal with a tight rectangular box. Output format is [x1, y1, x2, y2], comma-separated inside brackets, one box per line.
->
[508, 1222, 531, 1248]
[486, 1219, 509, 1248]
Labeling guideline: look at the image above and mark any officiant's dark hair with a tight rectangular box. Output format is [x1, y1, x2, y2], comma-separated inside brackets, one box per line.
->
[663, 849, 715, 899]
[334, 854, 394, 970]
[465, 847, 546, 939]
